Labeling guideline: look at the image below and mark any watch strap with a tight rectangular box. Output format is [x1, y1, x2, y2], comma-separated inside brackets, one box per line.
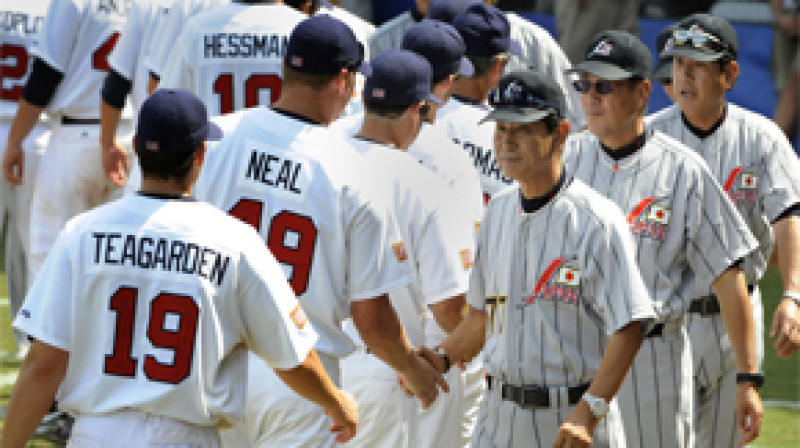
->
[434, 345, 451, 373]
[736, 373, 765, 388]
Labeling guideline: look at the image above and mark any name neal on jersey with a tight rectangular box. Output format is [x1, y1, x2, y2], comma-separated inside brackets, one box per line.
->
[91, 232, 231, 286]
[203, 33, 288, 59]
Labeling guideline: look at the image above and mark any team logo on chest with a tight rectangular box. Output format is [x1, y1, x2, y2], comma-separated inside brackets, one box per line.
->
[723, 166, 758, 205]
[627, 196, 670, 241]
[521, 257, 581, 307]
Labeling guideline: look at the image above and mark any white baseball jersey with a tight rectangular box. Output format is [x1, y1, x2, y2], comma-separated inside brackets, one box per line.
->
[472, 177, 655, 387]
[31, 0, 129, 118]
[563, 130, 758, 322]
[107, 0, 173, 115]
[14, 194, 317, 427]
[194, 107, 413, 360]
[144, 0, 228, 79]
[646, 104, 800, 296]
[437, 96, 515, 202]
[159, 3, 304, 117]
[1, 0, 50, 118]
[367, 11, 416, 59]
[504, 13, 585, 132]
[316, 3, 374, 60]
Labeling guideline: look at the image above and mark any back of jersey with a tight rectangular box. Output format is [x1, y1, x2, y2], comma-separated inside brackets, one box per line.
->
[32, 0, 127, 117]
[1, 0, 50, 118]
[160, 3, 305, 116]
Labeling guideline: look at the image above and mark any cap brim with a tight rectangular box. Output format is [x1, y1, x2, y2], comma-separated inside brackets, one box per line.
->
[565, 60, 635, 81]
[652, 59, 673, 83]
[507, 39, 522, 57]
[207, 122, 223, 141]
[458, 57, 474, 77]
[358, 60, 372, 77]
[427, 93, 443, 106]
[478, 107, 549, 125]
[662, 46, 722, 62]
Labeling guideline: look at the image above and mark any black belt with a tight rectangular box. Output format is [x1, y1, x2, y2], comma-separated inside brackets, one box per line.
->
[688, 284, 755, 316]
[61, 116, 100, 125]
[487, 375, 588, 409]
[645, 323, 665, 338]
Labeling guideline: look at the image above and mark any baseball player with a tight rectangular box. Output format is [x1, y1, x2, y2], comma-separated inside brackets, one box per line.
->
[193, 15, 447, 447]
[563, 30, 763, 447]
[0, 0, 51, 360]
[652, 22, 678, 104]
[646, 13, 800, 446]
[420, 70, 657, 448]
[100, 0, 174, 191]
[367, 0, 427, 58]
[338, 49, 475, 448]
[2, 88, 358, 448]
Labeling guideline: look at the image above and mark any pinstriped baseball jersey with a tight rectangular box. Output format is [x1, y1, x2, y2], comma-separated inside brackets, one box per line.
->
[159, 3, 304, 117]
[646, 104, 800, 297]
[107, 0, 173, 117]
[31, 0, 128, 118]
[468, 178, 655, 386]
[367, 11, 416, 60]
[563, 130, 758, 322]
[1, 0, 50, 118]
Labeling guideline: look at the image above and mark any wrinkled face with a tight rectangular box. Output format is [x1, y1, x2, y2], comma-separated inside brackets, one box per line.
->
[494, 120, 557, 182]
[672, 56, 730, 119]
[578, 73, 644, 142]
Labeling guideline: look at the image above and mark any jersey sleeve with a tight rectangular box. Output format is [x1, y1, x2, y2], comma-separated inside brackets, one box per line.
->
[686, 166, 758, 284]
[144, 0, 186, 77]
[107, 1, 145, 81]
[13, 228, 75, 352]
[466, 213, 490, 310]
[157, 23, 193, 91]
[30, 0, 82, 73]
[237, 224, 317, 370]
[757, 131, 800, 222]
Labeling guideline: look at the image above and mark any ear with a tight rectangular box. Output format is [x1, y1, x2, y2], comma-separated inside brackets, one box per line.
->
[638, 79, 652, 110]
[132, 136, 140, 157]
[195, 142, 207, 167]
[723, 60, 740, 90]
[554, 120, 571, 146]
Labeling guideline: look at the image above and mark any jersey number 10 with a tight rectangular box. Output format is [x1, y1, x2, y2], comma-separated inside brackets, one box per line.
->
[213, 73, 282, 114]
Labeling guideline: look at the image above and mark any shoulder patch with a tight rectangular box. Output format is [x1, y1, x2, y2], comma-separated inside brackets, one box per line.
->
[392, 241, 408, 262]
[290, 305, 308, 329]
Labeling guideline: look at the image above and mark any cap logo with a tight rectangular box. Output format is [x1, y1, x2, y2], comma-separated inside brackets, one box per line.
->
[661, 37, 675, 55]
[371, 88, 385, 99]
[503, 81, 523, 101]
[145, 141, 159, 152]
[689, 24, 705, 34]
[589, 40, 613, 58]
[290, 56, 303, 68]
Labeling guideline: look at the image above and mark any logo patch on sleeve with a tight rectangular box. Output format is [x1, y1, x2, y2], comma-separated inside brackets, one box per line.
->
[647, 204, 671, 225]
[290, 305, 308, 329]
[740, 172, 758, 190]
[556, 266, 581, 286]
[392, 242, 408, 262]
[459, 249, 474, 269]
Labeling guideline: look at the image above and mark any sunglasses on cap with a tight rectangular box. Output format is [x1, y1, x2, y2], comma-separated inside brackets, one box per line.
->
[489, 84, 562, 117]
[671, 28, 730, 55]
[572, 79, 615, 95]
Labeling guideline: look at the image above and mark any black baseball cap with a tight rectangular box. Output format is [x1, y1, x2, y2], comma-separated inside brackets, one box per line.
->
[402, 20, 474, 82]
[480, 70, 566, 124]
[135, 89, 222, 157]
[653, 23, 679, 83]
[427, 0, 479, 24]
[662, 13, 738, 62]
[285, 15, 371, 75]
[453, 3, 522, 58]
[363, 49, 443, 107]
[567, 30, 652, 80]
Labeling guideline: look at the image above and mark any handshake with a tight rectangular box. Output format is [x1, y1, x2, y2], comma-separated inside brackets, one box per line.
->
[396, 345, 469, 409]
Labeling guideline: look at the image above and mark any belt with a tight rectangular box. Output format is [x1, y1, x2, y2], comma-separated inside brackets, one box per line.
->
[645, 323, 664, 338]
[61, 116, 100, 125]
[688, 284, 755, 316]
[487, 375, 589, 409]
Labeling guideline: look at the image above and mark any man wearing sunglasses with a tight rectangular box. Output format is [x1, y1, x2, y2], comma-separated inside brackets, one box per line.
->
[417, 70, 657, 448]
[647, 13, 800, 448]
[563, 30, 763, 448]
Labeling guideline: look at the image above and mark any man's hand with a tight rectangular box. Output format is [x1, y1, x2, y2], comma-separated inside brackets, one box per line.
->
[102, 142, 130, 186]
[324, 389, 358, 443]
[397, 352, 449, 409]
[771, 297, 800, 357]
[415, 346, 447, 373]
[552, 401, 597, 447]
[3, 142, 25, 185]
[736, 383, 764, 445]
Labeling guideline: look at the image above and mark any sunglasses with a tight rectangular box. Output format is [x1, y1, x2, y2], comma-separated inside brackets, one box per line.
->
[671, 29, 729, 54]
[572, 79, 615, 95]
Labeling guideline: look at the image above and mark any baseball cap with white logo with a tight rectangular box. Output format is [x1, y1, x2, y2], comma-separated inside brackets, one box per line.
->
[662, 13, 738, 62]
[566, 30, 652, 81]
[480, 70, 566, 124]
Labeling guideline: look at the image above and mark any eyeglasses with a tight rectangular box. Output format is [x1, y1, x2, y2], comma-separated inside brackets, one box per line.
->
[572, 79, 615, 95]
[671, 28, 729, 55]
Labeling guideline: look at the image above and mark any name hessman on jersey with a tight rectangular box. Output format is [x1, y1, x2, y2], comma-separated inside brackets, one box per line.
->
[92, 233, 230, 286]
[204, 33, 288, 59]
[1, 12, 44, 35]
[245, 150, 303, 194]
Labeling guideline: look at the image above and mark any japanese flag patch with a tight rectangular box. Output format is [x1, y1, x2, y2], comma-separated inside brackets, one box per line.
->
[740, 172, 758, 190]
[556, 266, 581, 286]
[647, 204, 671, 225]
[392, 242, 408, 262]
[290, 305, 308, 329]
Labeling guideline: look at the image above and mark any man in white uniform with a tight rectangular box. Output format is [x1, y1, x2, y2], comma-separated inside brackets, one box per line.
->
[647, 13, 800, 446]
[193, 16, 447, 447]
[420, 70, 657, 447]
[1, 88, 358, 448]
[368, 0, 427, 58]
[564, 30, 764, 448]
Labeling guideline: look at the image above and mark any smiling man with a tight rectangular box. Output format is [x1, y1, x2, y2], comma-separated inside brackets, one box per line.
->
[563, 30, 764, 448]
[646, 13, 800, 448]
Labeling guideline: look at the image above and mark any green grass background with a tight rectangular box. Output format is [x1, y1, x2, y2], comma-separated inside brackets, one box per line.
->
[0, 268, 797, 446]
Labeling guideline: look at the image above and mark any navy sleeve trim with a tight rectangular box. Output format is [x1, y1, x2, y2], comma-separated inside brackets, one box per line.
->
[22, 58, 64, 107]
[773, 203, 800, 224]
[101, 69, 132, 110]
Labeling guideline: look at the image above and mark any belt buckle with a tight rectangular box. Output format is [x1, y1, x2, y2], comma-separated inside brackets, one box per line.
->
[699, 297, 715, 316]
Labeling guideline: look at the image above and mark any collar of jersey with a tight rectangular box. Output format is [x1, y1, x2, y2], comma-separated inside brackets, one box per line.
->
[518, 169, 570, 215]
[137, 192, 196, 202]
[599, 131, 648, 161]
[595, 129, 658, 171]
[451, 94, 491, 111]
[680, 104, 727, 140]
[271, 107, 323, 126]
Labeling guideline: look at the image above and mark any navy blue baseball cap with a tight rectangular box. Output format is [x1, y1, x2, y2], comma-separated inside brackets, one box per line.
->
[402, 20, 474, 82]
[452, 3, 522, 58]
[135, 89, 222, 157]
[663, 14, 738, 62]
[480, 70, 566, 124]
[427, 0, 479, 24]
[285, 15, 371, 75]
[363, 49, 443, 107]
[567, 30, 652, 80]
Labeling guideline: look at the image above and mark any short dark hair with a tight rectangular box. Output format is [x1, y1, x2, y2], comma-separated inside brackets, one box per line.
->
[282, 64, 341, 90]
[465, 54, 504, 78]
[136, 144, 199, 182]
[363, 101, 412, 119]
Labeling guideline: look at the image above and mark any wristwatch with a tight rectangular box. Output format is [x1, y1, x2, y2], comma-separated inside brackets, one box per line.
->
[433, 345, 451, 373]
[736, 373, 765, 389]
[582, 392, 609, 419]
